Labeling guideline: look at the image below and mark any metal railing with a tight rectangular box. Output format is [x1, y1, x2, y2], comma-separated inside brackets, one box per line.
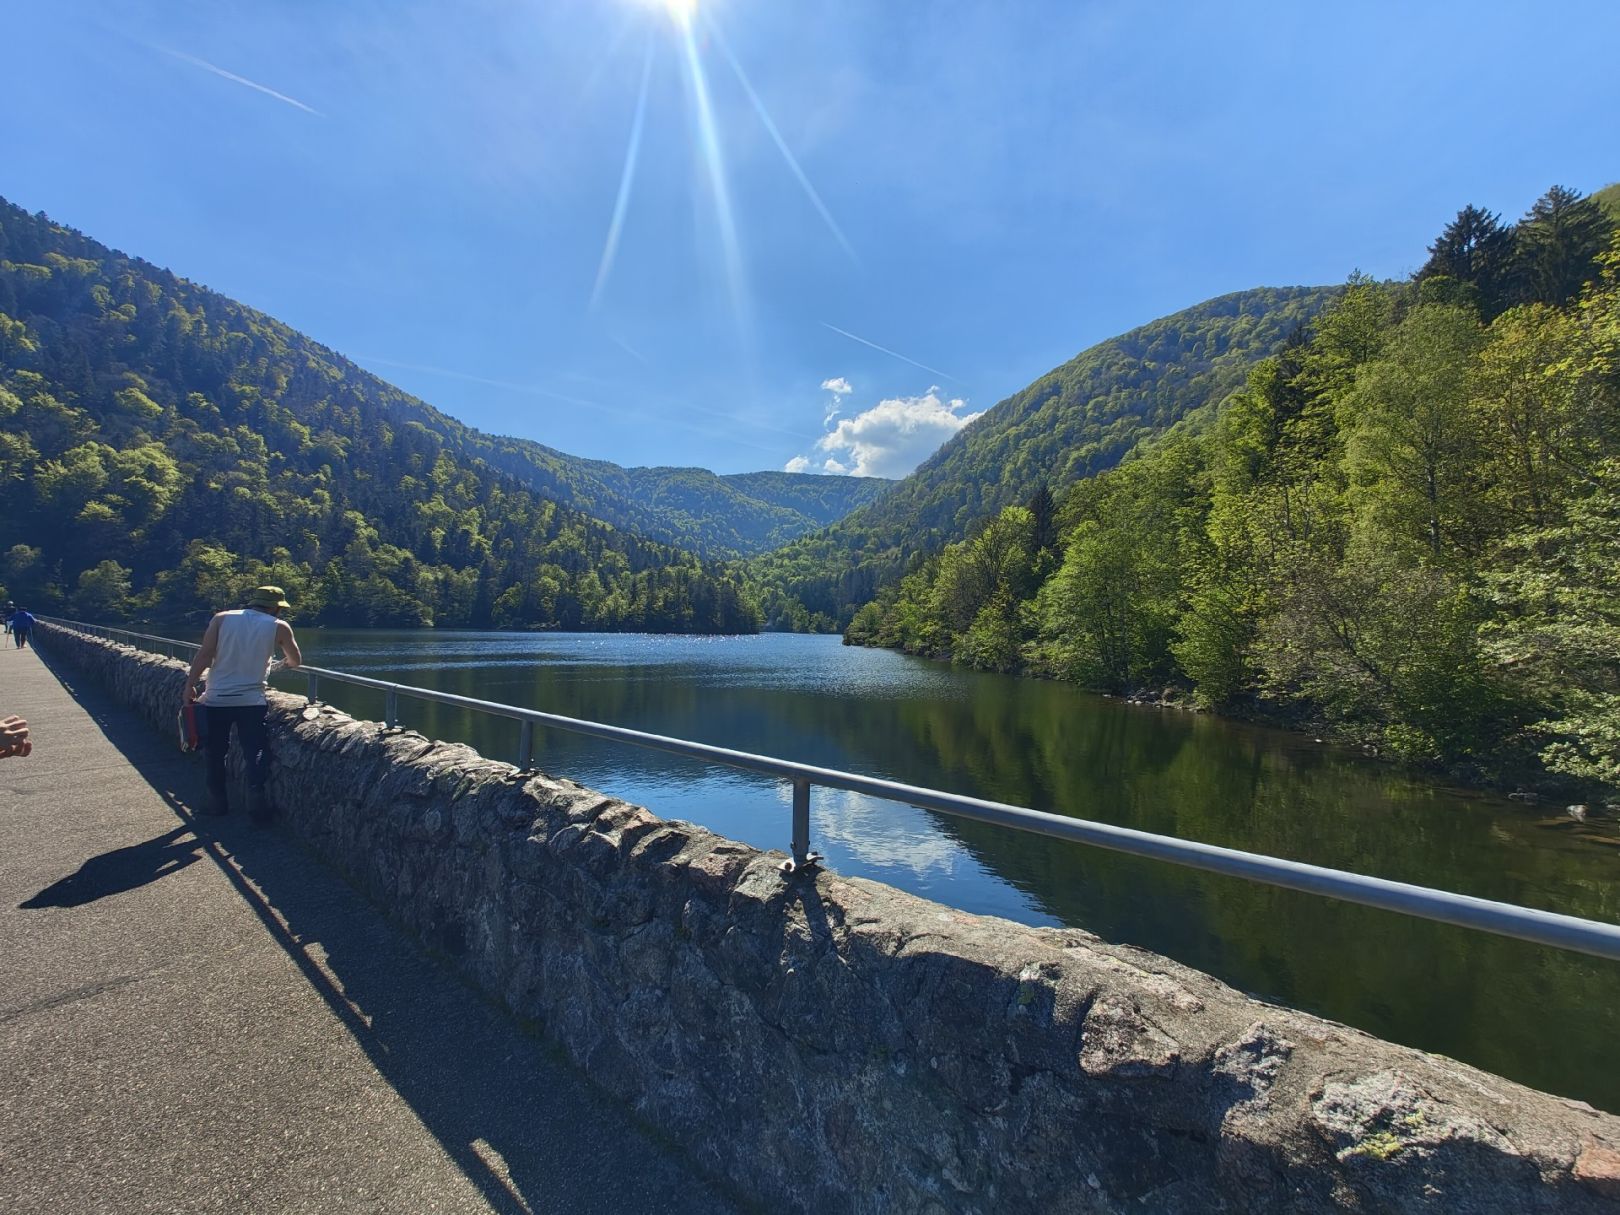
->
[38, 616, 1620, 964]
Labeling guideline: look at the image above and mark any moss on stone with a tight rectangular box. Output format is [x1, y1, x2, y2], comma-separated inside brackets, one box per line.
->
[1345, 1131, 1405, 1162]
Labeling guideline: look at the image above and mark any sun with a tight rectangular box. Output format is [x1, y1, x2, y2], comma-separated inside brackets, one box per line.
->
[634, 0, 697, 26]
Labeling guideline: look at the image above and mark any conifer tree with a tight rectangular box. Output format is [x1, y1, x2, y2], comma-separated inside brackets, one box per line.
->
[1511, 186, 1613, 308]
[1418, 205, 1514, 317]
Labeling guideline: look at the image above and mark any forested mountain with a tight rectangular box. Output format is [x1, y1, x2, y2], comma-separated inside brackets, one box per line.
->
[0, 197, 762, 631]
[751, 286, 1341, 628]
[450, 437, 889, 558]
[715, 470, 895, 528]
[850, 184, 1620, 792]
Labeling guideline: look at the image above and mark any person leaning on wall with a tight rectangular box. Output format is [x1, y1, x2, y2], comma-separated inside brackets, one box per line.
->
[183, 586, 302, 822]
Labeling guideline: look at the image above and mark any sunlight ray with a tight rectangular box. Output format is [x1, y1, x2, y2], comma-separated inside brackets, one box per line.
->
[590, 38, 655, 311]
[568, 9, 640, 116]
[678, 17, 749, 330]
[706, 16, 859, 266]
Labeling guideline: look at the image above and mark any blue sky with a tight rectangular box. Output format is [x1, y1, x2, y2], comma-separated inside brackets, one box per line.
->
[6, 1, 1617, 477]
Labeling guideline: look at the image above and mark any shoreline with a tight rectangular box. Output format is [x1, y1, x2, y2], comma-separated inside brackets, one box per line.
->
[844, 634, 1620, 829]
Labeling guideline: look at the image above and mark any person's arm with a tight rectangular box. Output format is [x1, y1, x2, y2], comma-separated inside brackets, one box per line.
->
[0, 714, 30, 758]
[275, 619, 302, 671]
[184, 615, 223, 704]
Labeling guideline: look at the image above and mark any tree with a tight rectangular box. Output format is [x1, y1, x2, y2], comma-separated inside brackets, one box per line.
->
[1255, 546, 1508, 760]
[1026, 483, 1057, 557]
[1, 545, 47, 606]
[1339, 305, 1489, 563]
[1301, 274, 1396, 402]
[1470, 304, 1590, 529]
[1037, 450, 1196, 691]
[1419, 205, 1515, 317]
[1511, 186, 1613, 308]
[73, 560, 133, 621]
[1482, 461, 1620, 786]
[1038, 519, 1142, 689]
[930, 508, 1035, 634]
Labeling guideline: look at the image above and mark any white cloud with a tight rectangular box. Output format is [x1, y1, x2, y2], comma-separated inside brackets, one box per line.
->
[821, 375, 853, 426]
[780, 785, 976, 880]
[823, 457, 848, 474]
[783, 455, 811, 473]
[815, 387, 981, 478]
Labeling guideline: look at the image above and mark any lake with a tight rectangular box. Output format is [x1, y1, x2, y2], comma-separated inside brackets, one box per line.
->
[282, 629, 1620, 1111]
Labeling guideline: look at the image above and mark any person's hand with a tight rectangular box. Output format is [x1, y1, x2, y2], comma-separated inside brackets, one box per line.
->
[183, 682, 198, 705]
[0, 715, 31, 758]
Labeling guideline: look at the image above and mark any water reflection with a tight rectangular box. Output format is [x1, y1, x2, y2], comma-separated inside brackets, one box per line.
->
[283, 630, 1620, 1111]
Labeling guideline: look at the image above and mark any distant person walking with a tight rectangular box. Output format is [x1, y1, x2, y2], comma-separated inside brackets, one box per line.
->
[10, 608, 35, 649]
[3, 602, 14, 636]
[184, 586, 302, 822]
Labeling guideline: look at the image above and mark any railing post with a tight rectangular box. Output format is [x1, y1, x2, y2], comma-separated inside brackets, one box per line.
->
[384, 688, 399, 730]
[517, 720, 534, 770]
[305, 672, 320, 704]
[781, 778, 821, 875]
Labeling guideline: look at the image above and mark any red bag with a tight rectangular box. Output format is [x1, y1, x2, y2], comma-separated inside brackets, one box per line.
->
[177, 702, 207, 752]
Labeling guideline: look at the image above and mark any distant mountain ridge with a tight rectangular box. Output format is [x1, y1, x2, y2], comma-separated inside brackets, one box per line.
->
[472, 438, 892, 557]
[751, 285, 1342, 624]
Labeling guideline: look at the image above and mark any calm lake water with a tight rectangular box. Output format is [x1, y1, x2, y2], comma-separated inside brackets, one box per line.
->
[282, 630, 1620, 1111]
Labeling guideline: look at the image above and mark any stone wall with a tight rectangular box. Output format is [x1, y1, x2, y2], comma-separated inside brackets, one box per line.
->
[39, 622, 1620, 1213]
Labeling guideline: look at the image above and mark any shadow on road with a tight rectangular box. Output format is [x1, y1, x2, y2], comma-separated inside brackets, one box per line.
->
[34, 648, 738, 1215]
[20, 825, 203, 909]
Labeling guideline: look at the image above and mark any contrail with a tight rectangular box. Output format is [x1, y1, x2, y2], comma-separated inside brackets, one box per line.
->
[705, 16, 858, 266]
[159, 47, 321, 115]
[608, 333, 650, 365]
[590, 40, 655, 311]
[821, 323, 958, 382]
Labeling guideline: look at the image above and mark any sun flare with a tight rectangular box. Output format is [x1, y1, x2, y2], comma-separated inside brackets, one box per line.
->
[594, 0, 852, 328]
[636, 0, 697, 26]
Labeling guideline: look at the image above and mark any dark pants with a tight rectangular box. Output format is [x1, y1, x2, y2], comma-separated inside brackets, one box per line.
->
[13, 628, 29, 649]
[204, 704, 270, 790]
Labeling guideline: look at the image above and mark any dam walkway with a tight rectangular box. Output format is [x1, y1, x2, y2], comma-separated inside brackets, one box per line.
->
[0, 644, 736, 1215]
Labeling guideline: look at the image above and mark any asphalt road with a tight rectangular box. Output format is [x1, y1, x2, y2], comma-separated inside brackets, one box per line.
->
[0, 643, 739, 1215]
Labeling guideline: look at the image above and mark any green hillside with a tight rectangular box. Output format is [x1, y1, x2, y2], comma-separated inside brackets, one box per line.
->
[507, 455, 890, 557]
[1596, 182, 1620, 222]
[0, 198, 759, 632]
[850, 184, 1619, 791]
[752, 285, 1341, 627]
[465, 439, 889, 558]
[717, 470, 894, 527]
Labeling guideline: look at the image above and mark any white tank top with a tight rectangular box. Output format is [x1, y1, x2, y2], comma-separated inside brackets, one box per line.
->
[199, 609, 280, 706]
